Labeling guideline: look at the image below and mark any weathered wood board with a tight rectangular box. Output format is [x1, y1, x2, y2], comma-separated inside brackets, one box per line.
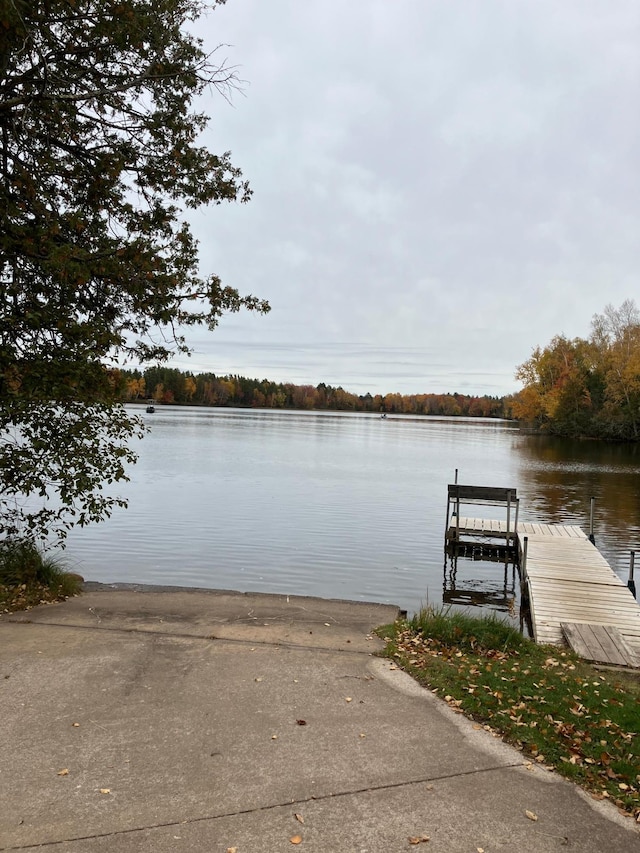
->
[561, 622, 640, 668]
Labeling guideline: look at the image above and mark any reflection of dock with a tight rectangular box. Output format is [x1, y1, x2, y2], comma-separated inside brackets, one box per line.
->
[443, 548, 517, 615]
[444, 482, 640, 667]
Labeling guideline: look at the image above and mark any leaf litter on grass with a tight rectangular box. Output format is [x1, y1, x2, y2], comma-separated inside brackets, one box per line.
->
[378, 610, 640, 821]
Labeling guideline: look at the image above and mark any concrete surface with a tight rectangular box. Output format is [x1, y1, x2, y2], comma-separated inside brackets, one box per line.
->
[1, 585, 638, 852]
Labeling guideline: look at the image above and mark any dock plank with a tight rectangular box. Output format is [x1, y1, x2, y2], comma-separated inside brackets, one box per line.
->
[561, 623, 639, 667]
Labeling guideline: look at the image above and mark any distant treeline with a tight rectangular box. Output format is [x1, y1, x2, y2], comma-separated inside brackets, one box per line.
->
[117, 366, 510, 418]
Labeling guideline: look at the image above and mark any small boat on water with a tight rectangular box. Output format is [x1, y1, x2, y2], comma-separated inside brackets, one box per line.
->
[146, 405, 155, 413]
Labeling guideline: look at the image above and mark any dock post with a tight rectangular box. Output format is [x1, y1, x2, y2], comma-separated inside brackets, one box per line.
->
[522, 536, 529, 582]
[506, 491, 511, 546]
[444, 491, 451, 548]
[454, 468, 458, 485]
[514, 498, 520, 536]
[629, 551, 637, 598]
[588, 496, 596, 545]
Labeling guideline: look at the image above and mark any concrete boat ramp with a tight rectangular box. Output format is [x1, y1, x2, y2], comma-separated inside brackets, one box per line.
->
[1, 585, 639, 852]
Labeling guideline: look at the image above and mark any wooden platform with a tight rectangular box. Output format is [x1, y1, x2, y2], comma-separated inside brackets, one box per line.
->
[446, 518, 586, 543]
[561, 623, 640, 668]
[518, 524, 640, 666]
[443, 477, 640, 666]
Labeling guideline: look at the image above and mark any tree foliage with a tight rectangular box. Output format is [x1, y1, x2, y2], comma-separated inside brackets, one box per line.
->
[0, 0, 269, 543]
[513, 300, 640, 440]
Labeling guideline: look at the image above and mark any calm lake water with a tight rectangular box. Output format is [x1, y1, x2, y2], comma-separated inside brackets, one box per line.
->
[62, 406, 640, 619]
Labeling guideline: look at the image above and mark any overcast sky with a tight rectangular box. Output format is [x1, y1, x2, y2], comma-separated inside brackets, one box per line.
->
[175, 0, 640, 397]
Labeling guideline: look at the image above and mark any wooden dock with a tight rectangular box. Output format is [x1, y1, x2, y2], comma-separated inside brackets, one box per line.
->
[444, 483, 640, 667]
[518, 523, 640, 667]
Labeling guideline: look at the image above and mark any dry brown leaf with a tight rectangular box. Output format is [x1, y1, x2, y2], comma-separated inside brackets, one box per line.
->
[226, 848, 238, 853]
[57, 769, 69, 776]
[525, 810, 538, 822]
[345, 697, 352, 703]
[477, 848, 485, 852]
[72, 722, 80, 727]
[296, 719, 307, 726]
[290, 834, 303, 844]
[294, 813, 304, 824]
[99, 788, 111, 795]
[408, 835, 430, 844]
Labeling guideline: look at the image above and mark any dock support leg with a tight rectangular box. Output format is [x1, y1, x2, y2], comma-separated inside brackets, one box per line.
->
[629, 550, 636, 598]
[444, 497, 451, 549]
[588, 496, 596, 545]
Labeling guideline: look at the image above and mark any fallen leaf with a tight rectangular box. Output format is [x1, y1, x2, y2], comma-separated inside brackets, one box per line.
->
[71, 722, 80, 727]
[359, 733, 366, 738]
[290, 834, 303, 844]
[296, 719, 307, 726]
[271, 735, 278, 740]
[294, 813, 304, 824]
[255, 677, 263, 683]
[345, 697, 352, 703]
[408, 835, 430, 844]
[226, 848, 238, 853]
[477, 848, 485, 852]
[525, 810, 538, 822]
[57, 769, 69, 776]
[324, 622, 331, 627]
[99, 788, 110, 795]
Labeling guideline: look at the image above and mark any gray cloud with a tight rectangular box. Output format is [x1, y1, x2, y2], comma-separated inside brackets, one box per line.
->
[178, 0, 640, 396]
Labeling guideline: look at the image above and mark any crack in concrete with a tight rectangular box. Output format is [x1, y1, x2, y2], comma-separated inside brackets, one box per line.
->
[1, 762, 524, 851]
[1, 619, 379, 656]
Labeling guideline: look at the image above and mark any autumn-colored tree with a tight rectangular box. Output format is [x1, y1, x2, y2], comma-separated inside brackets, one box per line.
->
[514, 300, 640, 439]
[591, 300, 640, 439]
[183, 375, 197, 402]
[1, 0, 269, 543]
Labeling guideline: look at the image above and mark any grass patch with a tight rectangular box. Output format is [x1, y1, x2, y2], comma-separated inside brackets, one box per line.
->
[378, 606, 640, 821]
[0, 538, 82, 612]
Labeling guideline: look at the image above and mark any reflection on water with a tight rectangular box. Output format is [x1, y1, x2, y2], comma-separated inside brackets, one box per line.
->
[513, 434, 640, 577]
[443, 548, 519, 621]
[61, 407, 640, 618]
